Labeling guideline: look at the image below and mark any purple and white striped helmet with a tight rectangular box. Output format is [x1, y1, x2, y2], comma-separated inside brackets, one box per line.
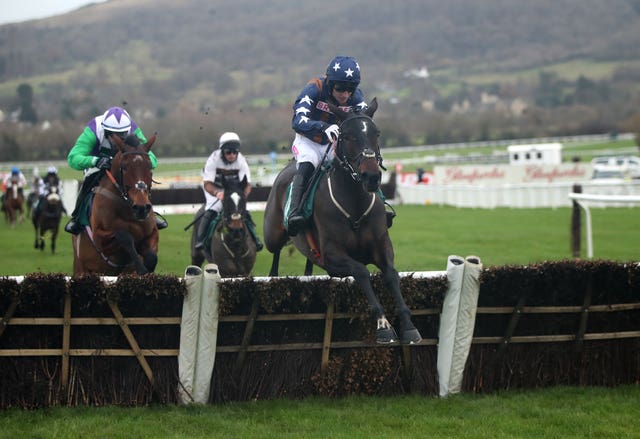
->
[101, 107, 132, 133]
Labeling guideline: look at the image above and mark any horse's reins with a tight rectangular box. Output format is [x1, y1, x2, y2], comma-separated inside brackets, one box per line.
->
[334, 115, 386, 178]
[104, 150, 152, 208]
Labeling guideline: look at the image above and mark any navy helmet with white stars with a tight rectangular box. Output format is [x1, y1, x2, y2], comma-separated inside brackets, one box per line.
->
[326, 55, 361, 86]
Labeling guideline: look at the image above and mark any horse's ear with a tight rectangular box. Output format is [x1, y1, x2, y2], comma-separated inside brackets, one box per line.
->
[328, 102, 349, 121]
[144, 133, 157, 152]
[111, 133, 127, 153]
[365, 97, 378, 118]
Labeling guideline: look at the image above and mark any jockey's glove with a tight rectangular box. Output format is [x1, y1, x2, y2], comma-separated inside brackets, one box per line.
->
[324, 124, 340, 143]
[95, 157, 112, 170]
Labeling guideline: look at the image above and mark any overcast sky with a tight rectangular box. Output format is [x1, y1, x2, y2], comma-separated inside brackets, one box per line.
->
[0, 0, 108, 26]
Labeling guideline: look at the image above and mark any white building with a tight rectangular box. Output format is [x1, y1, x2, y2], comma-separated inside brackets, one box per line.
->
[508, 143, 563, 165]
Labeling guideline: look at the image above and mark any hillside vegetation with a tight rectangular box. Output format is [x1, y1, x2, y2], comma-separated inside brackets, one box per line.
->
[0, 0, 639, 160]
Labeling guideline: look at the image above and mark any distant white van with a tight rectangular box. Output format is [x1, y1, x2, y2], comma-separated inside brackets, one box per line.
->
[590, 156, 640, 179]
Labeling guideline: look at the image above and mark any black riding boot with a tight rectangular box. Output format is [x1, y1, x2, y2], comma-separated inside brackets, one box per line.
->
[287, 162, 314, 237]
[244, 211, 263, 251]
[195, 209, 217, 250]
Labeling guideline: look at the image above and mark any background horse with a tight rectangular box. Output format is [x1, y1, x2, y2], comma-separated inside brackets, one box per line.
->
[72, 134, 159, 275]
[3, 179, 25, 226]
[190, 175, 257, 277]
[32, 186, 64, 253]
[263, 98, 421, 345]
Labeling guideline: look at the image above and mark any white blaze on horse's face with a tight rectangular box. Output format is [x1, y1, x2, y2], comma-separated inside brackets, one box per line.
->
[361, 120, 368, 133]
[230, 191, 241, 209]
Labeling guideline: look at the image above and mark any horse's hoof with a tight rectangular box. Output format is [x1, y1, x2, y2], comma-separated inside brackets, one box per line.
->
[376, 327, 399, 344]
[402, 328, 422, 345]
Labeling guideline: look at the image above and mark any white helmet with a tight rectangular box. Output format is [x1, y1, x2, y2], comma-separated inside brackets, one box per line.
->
[101, 107, 132, 132]
[218, 132, 241, 150]
[47, 166, 57, 174]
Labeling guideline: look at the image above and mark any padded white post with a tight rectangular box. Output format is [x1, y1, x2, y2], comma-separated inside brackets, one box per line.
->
[178, 265, 204, 404]
[437, 255, 483, 397]
[192, 263, 221, 404]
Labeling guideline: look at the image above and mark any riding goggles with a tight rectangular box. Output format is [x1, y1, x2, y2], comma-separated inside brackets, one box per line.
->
[333, 82, 356, 93]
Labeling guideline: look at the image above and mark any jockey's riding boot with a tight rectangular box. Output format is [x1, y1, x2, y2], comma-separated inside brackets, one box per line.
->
[195, 209, 217, 250]
[64, 178, 92, 235]
[244, 211, 264, 251]
[287, 162, 314, 237]
[154, 211, 168, 230]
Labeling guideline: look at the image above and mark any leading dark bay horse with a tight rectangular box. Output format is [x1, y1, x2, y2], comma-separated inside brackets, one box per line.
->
[72, 134, 159, 276]
[190, 175, 257, 277]
[32, 186, 63, 253]
[3, 179, 25, 226]
[263, 98, 422, 344]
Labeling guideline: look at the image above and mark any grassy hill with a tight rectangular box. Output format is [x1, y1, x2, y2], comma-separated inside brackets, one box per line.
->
[0, 0, 639, 158]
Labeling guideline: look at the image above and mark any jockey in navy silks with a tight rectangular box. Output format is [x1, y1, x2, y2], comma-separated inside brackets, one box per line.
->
[286, 55, 369, 236]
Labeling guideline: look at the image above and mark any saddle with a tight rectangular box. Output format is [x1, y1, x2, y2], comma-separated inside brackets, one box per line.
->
[283, 163, 395, 231]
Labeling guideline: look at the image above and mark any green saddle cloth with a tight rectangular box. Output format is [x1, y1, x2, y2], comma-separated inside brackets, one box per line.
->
[283, 162, 388, 230]
[78, 192, 94, 227]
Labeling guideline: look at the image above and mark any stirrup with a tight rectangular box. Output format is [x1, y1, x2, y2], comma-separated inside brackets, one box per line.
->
[155, 211, 168, 230]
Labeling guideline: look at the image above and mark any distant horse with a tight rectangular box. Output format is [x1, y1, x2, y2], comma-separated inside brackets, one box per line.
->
[26, 176, 43, 217]
[32, 186, 64, 253]
[263, 98, 422, 344]
[3, 179, 25, 226]
[72, 134, 159, 275]
[190, 175, 257, 277]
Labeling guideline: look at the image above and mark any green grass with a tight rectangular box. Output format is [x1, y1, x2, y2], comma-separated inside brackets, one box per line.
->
[1, 386, 638, 438]
[2, 205, 638, 277]
[2, 207, 639, 436]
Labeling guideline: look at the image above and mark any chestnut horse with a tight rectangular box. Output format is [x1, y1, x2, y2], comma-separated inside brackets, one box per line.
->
[263, 98, 422, 344]
[32, 186, 63, 253]
[72, 134, 159, 275]
[190, 175, 257, 277]
[3, 178, 24, 226]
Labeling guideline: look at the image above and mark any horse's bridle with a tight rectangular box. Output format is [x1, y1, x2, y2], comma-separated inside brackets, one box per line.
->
[105, 151, 152, 208]
[334, 115, 385, 183]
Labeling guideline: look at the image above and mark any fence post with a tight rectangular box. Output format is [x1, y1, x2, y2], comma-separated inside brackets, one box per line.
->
[571, 184, 582, 258]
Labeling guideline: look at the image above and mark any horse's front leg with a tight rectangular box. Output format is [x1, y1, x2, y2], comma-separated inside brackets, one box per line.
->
[113, 230, 149, 275]
[376, 242, 422, 345]
[324, 255, 398, 344]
